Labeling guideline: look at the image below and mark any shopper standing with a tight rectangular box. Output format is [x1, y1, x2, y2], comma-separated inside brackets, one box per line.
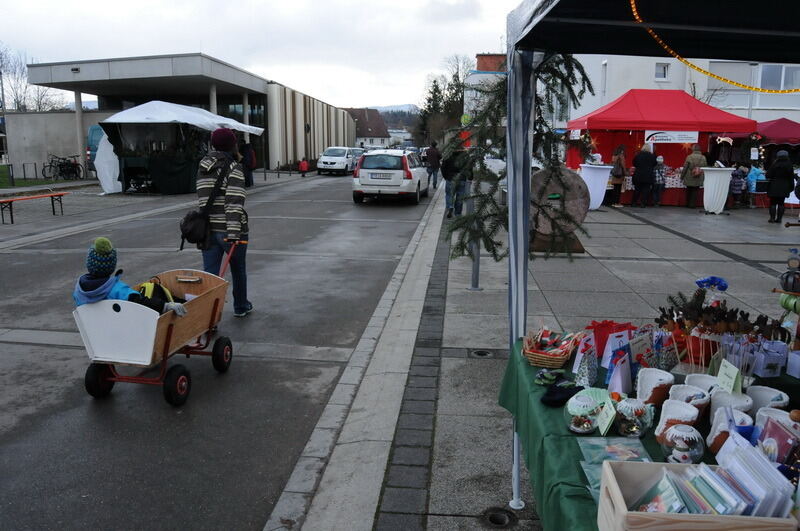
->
[652, 155, 667, 206]
[766, 150, 796, 224]
[197, 128, 253, 317]
[632, 144, 657, 208]
[239, 142, 255, 188]
[680, 144, 707, 208]
[441, 147, 472, 218]
[610, 145, 628, 208]
[425, 141, 442, 189]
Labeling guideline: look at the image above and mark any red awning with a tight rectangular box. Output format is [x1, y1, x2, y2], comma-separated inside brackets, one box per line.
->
[566, 89, 756, 133]
[758, 118, 800, 145]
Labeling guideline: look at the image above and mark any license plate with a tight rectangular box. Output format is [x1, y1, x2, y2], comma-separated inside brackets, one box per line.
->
[370, 173, 392, 179]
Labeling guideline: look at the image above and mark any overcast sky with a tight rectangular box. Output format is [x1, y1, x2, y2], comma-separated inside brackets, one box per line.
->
[2, 0, 519, 108]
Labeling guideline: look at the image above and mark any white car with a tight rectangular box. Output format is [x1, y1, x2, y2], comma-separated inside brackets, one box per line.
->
[318, 146, 357, 175]
[352, 149, 430, 204]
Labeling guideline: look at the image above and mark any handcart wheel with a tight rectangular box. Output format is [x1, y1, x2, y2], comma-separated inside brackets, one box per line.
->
[212, 337, 233, 373]
[163, 364, 191, 406]
[85, 363, 115, 398]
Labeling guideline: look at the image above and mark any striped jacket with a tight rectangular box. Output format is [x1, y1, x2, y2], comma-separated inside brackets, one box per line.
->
[196, 152, 248, 240]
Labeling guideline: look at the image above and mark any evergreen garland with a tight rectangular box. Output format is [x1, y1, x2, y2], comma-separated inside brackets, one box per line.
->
[445, 53, 593, 261]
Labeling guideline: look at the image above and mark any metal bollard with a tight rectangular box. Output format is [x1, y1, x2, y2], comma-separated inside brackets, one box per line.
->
[465, 181, 482, 292]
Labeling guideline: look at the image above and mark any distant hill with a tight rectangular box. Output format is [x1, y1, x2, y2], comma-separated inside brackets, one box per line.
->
[373, 104, 419, 130]
[372, 104, 419, 114]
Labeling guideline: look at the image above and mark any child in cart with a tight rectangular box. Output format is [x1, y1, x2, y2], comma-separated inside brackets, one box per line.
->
[72, 237, 188, 316]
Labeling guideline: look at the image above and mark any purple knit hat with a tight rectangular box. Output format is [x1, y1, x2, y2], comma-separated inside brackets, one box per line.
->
[211, 128, 237, 152]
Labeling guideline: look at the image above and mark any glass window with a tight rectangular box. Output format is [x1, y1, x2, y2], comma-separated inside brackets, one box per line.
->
[655, 63, 669, 79]
[361, 155, 403, 170]
[761, 64, 783, 90]
[380, 138, 385, 145]
[323, 148, 346, 157]
[784, 66, 800, 89]
[406, 155, 417, 168]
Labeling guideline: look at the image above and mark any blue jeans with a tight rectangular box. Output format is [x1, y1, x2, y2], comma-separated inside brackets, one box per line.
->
[427, 167, 439, 189]
[202, 232, 250, 313]
[445, 179, 466, 214]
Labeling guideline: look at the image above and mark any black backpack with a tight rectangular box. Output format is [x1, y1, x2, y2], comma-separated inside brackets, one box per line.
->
[179, 162, 230, 250]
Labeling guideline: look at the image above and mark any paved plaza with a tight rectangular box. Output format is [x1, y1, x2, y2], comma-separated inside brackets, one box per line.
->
[1, 176, 795, 530]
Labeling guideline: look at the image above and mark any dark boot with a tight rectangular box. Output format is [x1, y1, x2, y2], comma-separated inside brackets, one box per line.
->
[769, 204, 777, 222]
[777, 204, 786, 223]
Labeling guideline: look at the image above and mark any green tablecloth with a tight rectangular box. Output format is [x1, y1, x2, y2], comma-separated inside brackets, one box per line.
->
[498, 340, 664, 531]
[499, 340, 800, 531]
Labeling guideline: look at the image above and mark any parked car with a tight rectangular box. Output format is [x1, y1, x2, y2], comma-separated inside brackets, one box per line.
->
[352, 149, 430, 205]
[317, 146, 357, 175]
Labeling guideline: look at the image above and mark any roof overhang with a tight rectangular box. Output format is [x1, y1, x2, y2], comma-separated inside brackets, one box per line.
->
[509, 0, 800, 63]
[28, 53, 268, 97]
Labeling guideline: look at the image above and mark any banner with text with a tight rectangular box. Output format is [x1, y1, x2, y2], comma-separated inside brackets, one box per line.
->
[644, 130, 699, 143]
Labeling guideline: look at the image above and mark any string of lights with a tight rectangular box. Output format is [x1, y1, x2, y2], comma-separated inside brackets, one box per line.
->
[629, 0, 800, 94]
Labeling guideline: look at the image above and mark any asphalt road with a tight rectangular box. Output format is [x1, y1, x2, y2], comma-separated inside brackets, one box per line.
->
[0, 175, 431, 530]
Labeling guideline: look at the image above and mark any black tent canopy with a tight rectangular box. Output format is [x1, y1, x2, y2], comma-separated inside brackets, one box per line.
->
[503, 0, 800, 512]
[510, 0, 800, 62]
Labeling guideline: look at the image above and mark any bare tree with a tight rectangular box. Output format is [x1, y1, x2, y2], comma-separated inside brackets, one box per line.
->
[688, 80, 728, 106]
[0, 43, 64, 112]
[442, 54, 475, 85]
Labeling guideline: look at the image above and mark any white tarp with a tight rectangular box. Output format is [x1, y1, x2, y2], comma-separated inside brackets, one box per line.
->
[95, 133, 122, 194]
[102, 100, 264, 136]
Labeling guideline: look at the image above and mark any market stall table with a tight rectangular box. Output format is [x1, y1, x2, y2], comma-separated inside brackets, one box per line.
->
[498, 340, 665, 531]
[499, 338, 800, 530]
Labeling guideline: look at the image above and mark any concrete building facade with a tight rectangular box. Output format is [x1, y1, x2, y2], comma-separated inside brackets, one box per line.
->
[12, 53, 354, 172]
[5, 110, 114, 176]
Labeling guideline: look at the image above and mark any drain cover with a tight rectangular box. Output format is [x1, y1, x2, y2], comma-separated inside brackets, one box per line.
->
[481, 507, 518, 529]
[470, 349, 493, 359]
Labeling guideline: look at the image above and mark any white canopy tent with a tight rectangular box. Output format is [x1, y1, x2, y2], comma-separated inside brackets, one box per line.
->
[102, 100, 264, 136]
[97, 101, 263, 194]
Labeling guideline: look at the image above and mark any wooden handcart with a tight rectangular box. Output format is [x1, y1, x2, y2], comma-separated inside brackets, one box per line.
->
[74, 266, 233, 406]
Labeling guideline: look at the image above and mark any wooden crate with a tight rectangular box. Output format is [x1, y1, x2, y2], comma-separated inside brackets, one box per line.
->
[598, 461, 796, 530]
[140, 269, 229, 365]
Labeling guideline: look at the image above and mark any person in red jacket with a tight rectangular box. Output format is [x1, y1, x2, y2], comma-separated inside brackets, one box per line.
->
[299, 158, 309, 177]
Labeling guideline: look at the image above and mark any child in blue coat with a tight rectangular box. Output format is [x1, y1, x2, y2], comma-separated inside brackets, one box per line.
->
[73, 237, 187, 315]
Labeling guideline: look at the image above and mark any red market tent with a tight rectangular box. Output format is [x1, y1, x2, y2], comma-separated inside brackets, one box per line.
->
[758, 118, 800, 145]
[566, 89, 756, 169]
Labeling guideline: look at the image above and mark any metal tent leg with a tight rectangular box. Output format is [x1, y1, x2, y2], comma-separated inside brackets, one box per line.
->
[509, 420, 525, 510]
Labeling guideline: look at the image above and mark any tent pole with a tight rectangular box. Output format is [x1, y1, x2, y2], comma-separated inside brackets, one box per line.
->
[506, 46, 539, 512]
[511, 421, 524, 510]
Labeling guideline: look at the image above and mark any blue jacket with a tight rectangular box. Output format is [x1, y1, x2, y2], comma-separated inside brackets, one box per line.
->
[747, 167, 765, 193]
[73, 272, 138, 306]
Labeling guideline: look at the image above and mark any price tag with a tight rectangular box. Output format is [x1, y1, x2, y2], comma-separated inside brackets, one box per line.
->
[718, 359, 742, 394]
[596, 397, 617, 436]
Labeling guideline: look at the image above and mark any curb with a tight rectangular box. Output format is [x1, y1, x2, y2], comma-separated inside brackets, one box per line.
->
[263, 186, 446, 531]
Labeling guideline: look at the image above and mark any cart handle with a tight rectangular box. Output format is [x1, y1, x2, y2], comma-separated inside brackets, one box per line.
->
[219, 241, 239, 277]
[177, 276, 202, 283]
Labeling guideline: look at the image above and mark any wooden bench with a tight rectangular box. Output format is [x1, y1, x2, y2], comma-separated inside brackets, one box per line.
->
[0, 192, 69, 224]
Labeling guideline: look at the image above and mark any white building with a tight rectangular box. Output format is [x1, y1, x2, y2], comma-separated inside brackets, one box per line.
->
[569, 55, 800, 126]
[388, 128, 412, 146]
[345, 108, 391, 148]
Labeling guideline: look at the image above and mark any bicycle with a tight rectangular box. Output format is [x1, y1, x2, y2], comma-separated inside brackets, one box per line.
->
[41, 154, 84, 180]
